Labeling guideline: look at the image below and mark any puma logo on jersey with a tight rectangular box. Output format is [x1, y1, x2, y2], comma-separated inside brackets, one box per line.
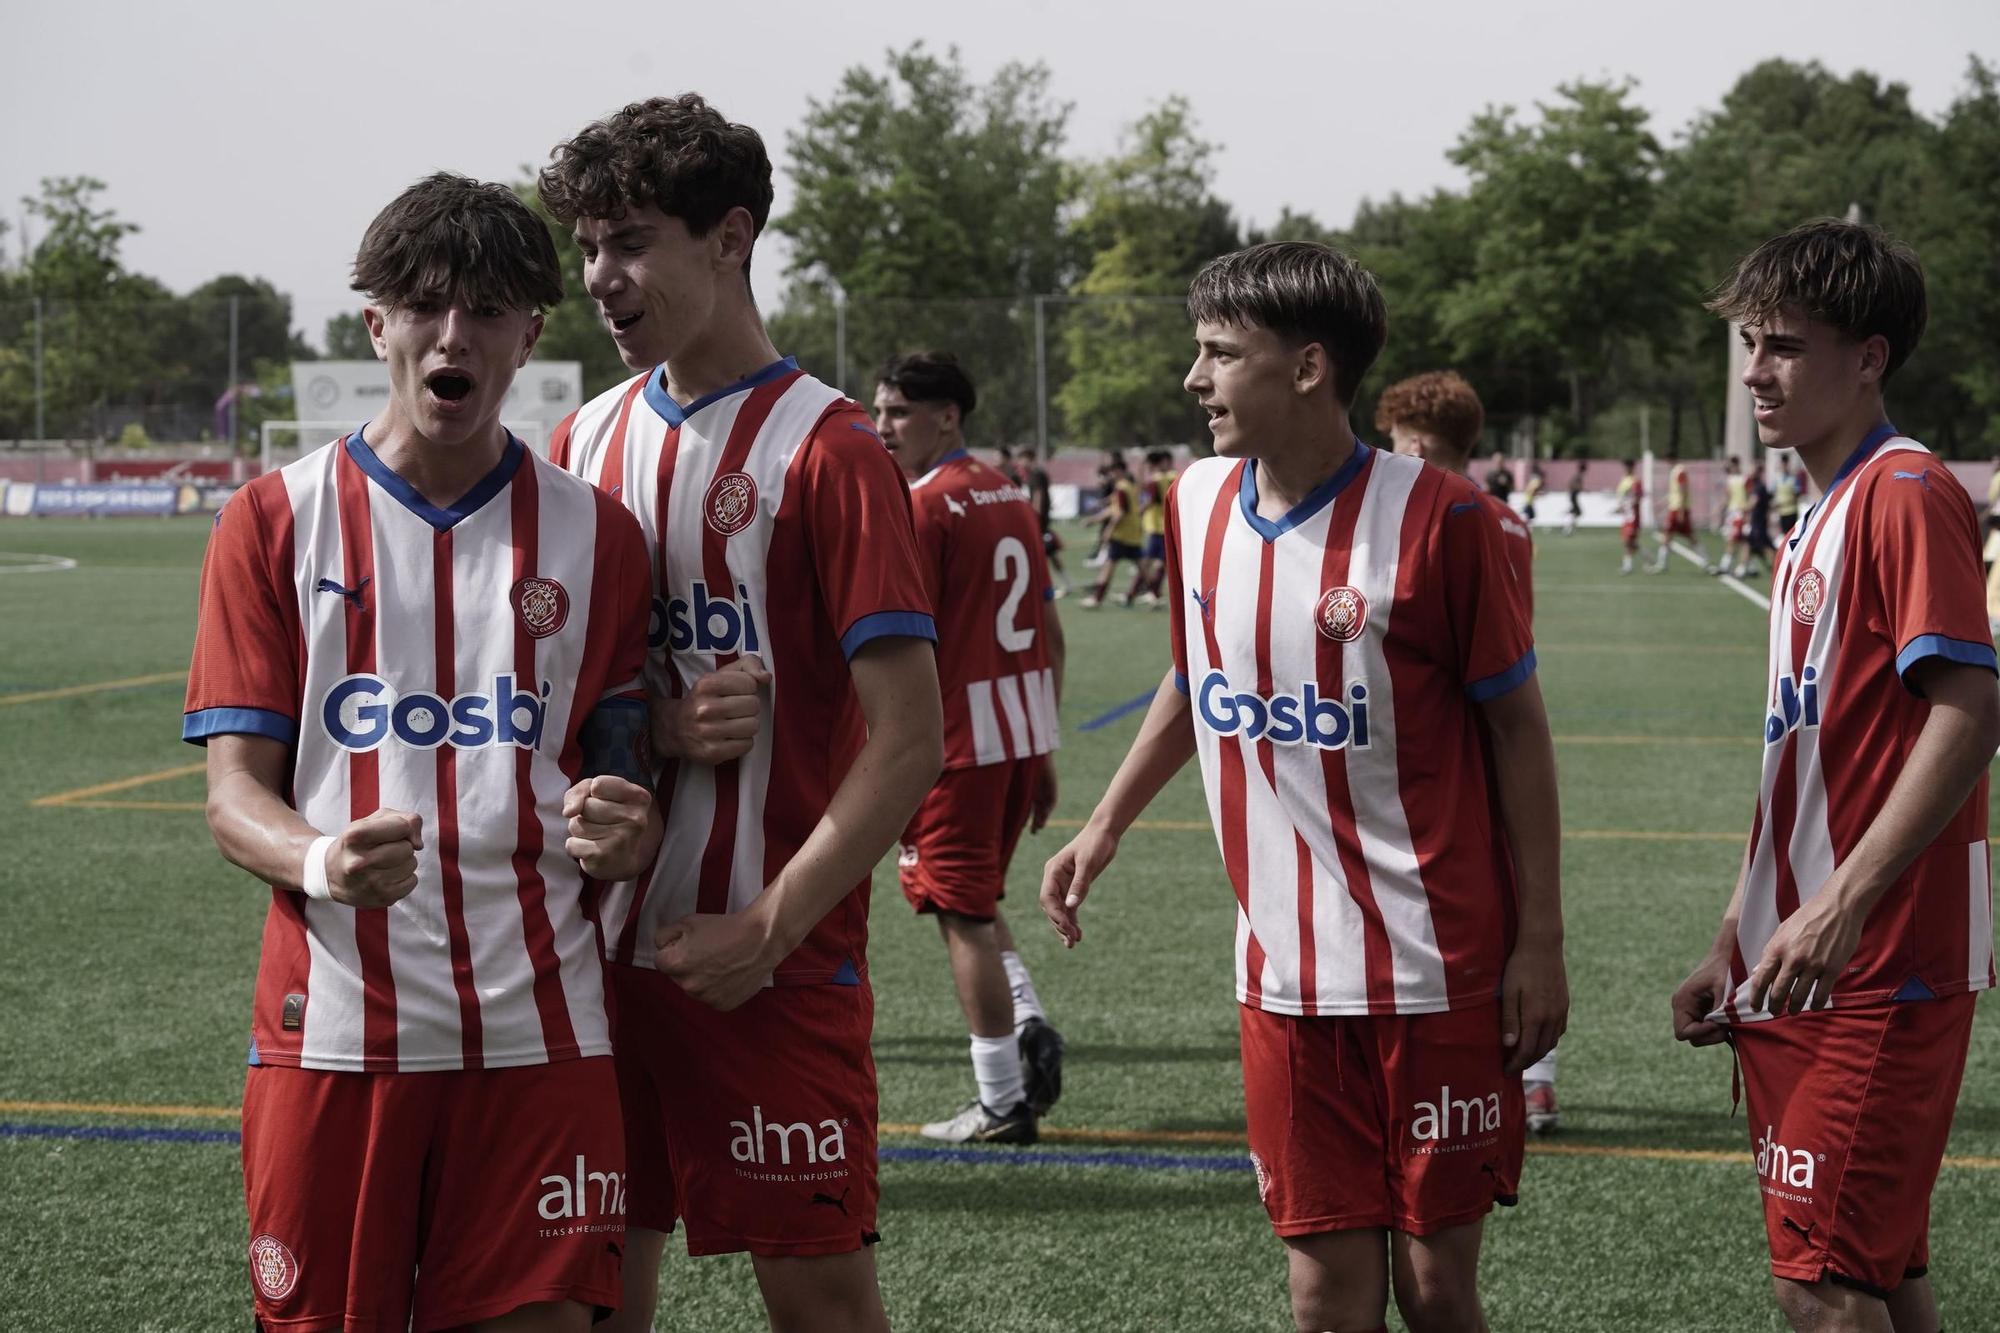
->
[1891, 469, 1932, 490]
[315, 576, 371, 611]
[945, 494, 968, 518]
[1190, 587, 1216, 625]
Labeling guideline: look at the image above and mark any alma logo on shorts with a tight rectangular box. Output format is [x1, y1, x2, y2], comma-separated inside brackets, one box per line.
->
[536, 1154, 627, 1221]
[1755, 1126, 1821, 1194]
[1410, 1084, 1502, 1146]
[248, 1233, 300, 1302]
[729, 1106, 849, 1167]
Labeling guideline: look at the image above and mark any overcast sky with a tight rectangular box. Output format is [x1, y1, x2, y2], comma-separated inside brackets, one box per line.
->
[6, 0, 1995, 348]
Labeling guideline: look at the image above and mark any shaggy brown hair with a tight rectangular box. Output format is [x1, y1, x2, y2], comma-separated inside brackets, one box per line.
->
[1706, 219, 1927, 382]
[1187, 242, 1387, 404]
[351, 172, 563, 313]
[539, 94, 774, 277]
[1374, 370, 1485, 460]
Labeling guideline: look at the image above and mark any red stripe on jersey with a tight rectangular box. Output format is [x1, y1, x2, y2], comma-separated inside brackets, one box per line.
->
[432, 528, 483, 1068]
[1314, 454, 1397, 1013]
[335, 444, 397, 1071]
[251, 490, 315, 1065]
[1198, 461, 1263, 1008]
[507, 464, 581, 1060]
[598, 375, 647, 506]
[693, 374, 798, 915]
[611, 416, 686, 968]
[547, 413, 575, 470]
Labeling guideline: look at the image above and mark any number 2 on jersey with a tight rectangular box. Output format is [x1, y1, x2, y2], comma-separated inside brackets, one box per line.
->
[993, 535, 1035, 652]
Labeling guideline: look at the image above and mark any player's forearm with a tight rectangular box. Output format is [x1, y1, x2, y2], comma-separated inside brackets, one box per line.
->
[1826, 668, 2000, 914]
[754, 711, 942, 959]
[1480, 680, 1563, 945]
[205, 766, 322, 892]
[1046, 613, 1067, 705]
[1084, 672, 1196, 837]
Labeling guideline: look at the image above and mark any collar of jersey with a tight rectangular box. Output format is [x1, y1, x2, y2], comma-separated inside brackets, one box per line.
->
[915, 449, 972, 486]
[345, 427, 524, 532]
[1789, 420, 1898, 550]
[1238, 440, 1371, 542]
[643, 356, 799, 428]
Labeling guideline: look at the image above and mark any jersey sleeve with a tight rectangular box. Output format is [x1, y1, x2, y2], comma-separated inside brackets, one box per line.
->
[1166, 481, 1190, 692]
[183, 483, 303, 746]
[1436, 482, 1536, 702]
[1868, 464, 1998, 690]
[800, 406, 938, 658]
[546, 408, 579, 471]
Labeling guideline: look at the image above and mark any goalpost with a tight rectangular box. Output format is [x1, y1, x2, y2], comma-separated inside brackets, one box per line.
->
[259, 420, 551, 476]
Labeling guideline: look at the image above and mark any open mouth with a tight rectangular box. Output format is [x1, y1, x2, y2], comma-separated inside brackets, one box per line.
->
[1203, 405, 1229, 425]
[609, 311, 643, 333]
[427, 371, 475, 403]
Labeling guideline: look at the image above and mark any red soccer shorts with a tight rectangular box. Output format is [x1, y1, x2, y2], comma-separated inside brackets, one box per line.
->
[610, 964, 879, 1257]
[1663, 507, 1695, 538]
[1726, 511, 1748, 542]
[1239, 1001, 1524, 1238]
[1731, 994, 1976, 1297]
[240, 1058, 623, 1332]
[898, 756, 1043, 921]
[1621, 519, 1641, 552]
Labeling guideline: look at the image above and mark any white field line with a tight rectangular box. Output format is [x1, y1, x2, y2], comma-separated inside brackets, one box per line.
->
[0, 552, 78, 576]
[1667, 541, 1770, 611]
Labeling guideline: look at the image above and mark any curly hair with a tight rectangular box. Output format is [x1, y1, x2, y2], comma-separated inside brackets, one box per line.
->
[539, 94, 773, 276]
[351, 172, 563, 313]
[1187, 242, 1387, 404]
[1373, 371, 1485, 460]
[1706, 219, 1927, 382]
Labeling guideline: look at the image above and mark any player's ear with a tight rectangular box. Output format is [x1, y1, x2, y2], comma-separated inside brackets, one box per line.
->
[713, 206, 757, 275]
[362, 305, 390, 362]
[1855, 332, 1890, 387]
[1294, 341, 1332, 398]
[518, 313, 545, 368]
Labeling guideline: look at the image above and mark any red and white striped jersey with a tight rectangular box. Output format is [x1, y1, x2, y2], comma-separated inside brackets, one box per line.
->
[1168, 445, 1536, 1017]
[184, 431, 651, 1073]
[909, 450, 1058, 769]
[1478, 489, 1535, 620]
[1720, 425, 1996, 1023]
[552, 358, 937, 984]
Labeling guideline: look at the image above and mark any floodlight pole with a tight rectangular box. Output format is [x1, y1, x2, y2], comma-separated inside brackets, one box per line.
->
[1034, 295, 1048, 460]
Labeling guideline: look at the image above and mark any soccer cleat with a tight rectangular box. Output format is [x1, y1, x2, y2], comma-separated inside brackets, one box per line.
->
[1079, 595, 1102, 610]
[1525, 1080, 1559, 1134]
[919, 1098, 1037, 1144]
[1018, 1017, 1066, 1114]
[1136, 591, 1159, 607]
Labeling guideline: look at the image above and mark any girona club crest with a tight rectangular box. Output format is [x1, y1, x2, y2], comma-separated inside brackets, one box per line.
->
[511, 577, 569, 639]
[1793, 568, 1827, 626]
[1316, 586, 1369, 643]
[706, 471, 758, 536]
[248, 1233, 300, 1302]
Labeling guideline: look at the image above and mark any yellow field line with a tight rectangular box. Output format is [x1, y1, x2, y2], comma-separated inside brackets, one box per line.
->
[7, 1099, 1996, 1169]
[0, 671, 186, 707]
[46, 799, 206, 812]
[30, 763, 206, 808]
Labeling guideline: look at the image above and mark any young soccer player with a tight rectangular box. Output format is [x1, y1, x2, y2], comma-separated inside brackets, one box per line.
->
[873, 351, 1068, 1144]
[1650, 451, 1714, 573]
[1774, 459, 1802, 537]
[539, 95, 942, 1333]
[1377, 369, 1534, 619]
[1720, 455, 1757, 578]
[1564, 462, 1585, 536]
[1522, 463, 1545, 526]
[1044, 242, 1567, 1333]
[1131, 447, 1179, 605]
[1617, 459, 1643, 574]
[186, 173, 659, 1332]
[1671, 219, 1997, 1333]
[1082, 454, 1146, 608]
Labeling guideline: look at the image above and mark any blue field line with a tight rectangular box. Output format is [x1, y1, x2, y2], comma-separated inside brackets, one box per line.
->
[2, 1121, 240, 1146]
[1078, 689, 1156, 732]
[882, 1144, 1250, 1172]
[0, 1120, 1250, 1173]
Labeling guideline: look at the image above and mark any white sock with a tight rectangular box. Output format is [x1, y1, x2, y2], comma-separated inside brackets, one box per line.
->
[971, 1032, 1026, 1112]
[1523, 1050, 1558, 1084]
[1001, 950, 1046, 1031]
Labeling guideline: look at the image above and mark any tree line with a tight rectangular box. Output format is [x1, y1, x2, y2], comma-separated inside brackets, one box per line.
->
[3, 48, 1996, 456]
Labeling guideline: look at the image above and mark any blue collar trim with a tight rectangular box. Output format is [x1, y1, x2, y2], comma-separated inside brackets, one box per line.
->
[345, 427, 524, 533]
[1790, 421, 1897, 550]
[1238, 442, 1371, 542]
[643, 356, 799, 428]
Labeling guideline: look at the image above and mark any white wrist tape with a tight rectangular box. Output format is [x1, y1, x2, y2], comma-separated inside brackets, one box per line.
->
[302, 834, 337, 902]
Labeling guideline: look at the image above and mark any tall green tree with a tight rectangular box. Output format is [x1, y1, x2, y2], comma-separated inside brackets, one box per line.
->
[321, 311, 375, 360]
[1057, 98, 1240, 449]
[768, 44, 1074, 440]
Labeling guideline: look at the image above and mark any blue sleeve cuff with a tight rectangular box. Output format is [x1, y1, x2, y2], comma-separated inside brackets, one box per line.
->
[840, 610, 939, 660]
[1043, 586, 1056, 601]
[1465, 648, 1537, 703]
[1173, 671, 1190, 695]
[1895, 634, 1999, 692]
[183, 707, 297, 746]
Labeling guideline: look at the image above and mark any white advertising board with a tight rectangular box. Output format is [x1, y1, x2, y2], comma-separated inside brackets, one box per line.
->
[291, 361, 584, 434]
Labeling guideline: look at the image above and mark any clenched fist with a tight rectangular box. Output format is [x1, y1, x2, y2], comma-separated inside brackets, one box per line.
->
[652, 656, 771, 765]
[324, 809, 424, 908]
[563, 775, 662, 881]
